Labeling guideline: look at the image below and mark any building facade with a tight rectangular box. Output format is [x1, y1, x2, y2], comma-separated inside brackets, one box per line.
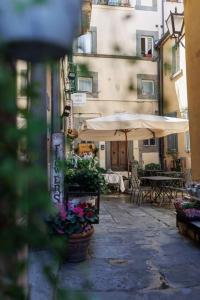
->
[156, 30, 191, 172]
[71, 0, 184, 170]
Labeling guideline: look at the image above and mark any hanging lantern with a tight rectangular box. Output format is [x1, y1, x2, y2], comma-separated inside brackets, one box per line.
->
[0, 0, 82, 62]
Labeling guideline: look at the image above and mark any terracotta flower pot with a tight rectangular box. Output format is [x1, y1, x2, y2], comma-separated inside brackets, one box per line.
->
[0, 0, 82, 62]
[66, 226, 94, 262]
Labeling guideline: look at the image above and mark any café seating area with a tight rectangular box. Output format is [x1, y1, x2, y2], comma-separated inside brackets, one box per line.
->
[129, 162, 191, 207]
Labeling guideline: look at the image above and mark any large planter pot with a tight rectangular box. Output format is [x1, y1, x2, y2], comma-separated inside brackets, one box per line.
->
[0, 0, 82, 62]
[66, 226, 94, 262]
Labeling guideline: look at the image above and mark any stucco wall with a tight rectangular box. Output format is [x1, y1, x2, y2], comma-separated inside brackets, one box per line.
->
[162, 36, 191, 170]
[91, 4, 162, 56]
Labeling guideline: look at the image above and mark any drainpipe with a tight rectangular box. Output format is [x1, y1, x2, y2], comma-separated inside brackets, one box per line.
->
[51, 62, 61, 133]
[157, 44, 164, 170]
[162, 0, 165, 36]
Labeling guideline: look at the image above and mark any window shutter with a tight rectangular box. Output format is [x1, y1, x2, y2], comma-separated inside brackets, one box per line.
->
[73, 39, 78, 53]
[141, 37, 146, 55]
[177, 46, 180, 71]
[184, 131, 190, 152]
[147, 37, 153, 55]
[172, 46, 175, 74]
[167, 112, 178, 152]
[91, 27, 97, 54]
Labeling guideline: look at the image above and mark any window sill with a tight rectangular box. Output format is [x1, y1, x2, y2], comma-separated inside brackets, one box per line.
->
[77, 91, 99, 98]
[138, 55, 157, 62]
[170, 69, 183, 80]
[137, 98, 157, 101]
[93, 4, 134, 10]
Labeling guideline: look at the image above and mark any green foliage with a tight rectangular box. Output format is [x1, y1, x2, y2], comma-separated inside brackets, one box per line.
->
[145, 163, 161, 170]
[0, 58, 81, 299]
[164, 61, 172, 75]
[64, 155, 107, 193]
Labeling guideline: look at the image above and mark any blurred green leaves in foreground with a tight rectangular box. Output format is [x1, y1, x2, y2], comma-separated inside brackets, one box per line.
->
[0, 56, 89, 299]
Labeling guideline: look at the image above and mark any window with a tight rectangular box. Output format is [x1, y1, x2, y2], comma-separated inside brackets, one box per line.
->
[143, 138, 156, 146]
[73, 27, 97, 54]
[19, 70, 28, 96]
[135, 0, 157, 11]
[136, 30, 158, 58]
[141, 80, 154, 96]
[78, 77, 93, 93]
[77, 32, 92, 54]
[137, 74, 157, 99]
[93, 0, 130, 6]
[166, 112, 178, 153]
[166, 0, 183, 2]
[141, 36, 153, 57]
[141, 0, 153, 6]
[172, 45, 180, 75]
[76, 70, 98, 98]
[167, 134, 178, 152]
[183, 111, 190, 152]
[108, 0, 120, 5]
[184, 131, 190, 152]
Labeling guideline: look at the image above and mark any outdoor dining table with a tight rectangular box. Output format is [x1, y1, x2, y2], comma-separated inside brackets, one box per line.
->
[140, 176, 184, 206]
[143, 169, 164, 176]
[103, 173, 125, 193]
[157, 171, 184, 177]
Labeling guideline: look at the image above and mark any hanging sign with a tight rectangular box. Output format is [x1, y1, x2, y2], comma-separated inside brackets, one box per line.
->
[51, 133, 64, 205]
[71, 93, 86, 106]
[78, 143, 96, 154]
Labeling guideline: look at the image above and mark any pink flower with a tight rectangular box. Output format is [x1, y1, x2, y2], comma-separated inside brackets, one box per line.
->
[73, 207, 84, 217]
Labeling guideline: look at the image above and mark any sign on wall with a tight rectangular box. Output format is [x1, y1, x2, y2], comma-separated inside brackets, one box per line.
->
[51, 133, 64, 205]
[71, 93, 86, 106]
[78, 143, 95, 154]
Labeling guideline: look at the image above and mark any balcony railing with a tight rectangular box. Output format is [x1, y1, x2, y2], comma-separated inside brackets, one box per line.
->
[93, 0, 130, 7]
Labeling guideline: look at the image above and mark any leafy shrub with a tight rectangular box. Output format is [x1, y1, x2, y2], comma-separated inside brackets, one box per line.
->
[64, 155, 107, 193]
[145, 163, 161, 170]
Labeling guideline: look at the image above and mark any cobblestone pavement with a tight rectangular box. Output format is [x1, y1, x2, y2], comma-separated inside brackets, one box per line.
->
[29, 195, 200, 300]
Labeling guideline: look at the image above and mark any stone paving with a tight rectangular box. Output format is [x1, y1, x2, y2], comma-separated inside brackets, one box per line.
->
[29, 195, 200, 300]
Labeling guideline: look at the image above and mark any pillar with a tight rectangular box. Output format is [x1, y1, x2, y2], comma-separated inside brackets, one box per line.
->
[184, 0, 200, 180]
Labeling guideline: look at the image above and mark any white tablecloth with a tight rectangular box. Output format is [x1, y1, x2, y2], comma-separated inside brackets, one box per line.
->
[103, 173, 125, 192]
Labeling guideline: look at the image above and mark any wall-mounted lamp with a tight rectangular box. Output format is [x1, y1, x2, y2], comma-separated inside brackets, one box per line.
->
[68, 71, 76, 81]
[166, 8, 184, 46]
[62, 105, 71, 117]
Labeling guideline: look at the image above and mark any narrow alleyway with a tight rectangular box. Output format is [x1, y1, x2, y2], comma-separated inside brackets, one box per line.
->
[29, 195, 200, 300]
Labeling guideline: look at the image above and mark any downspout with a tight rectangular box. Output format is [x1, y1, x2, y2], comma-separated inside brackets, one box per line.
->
[158, 45, 164, 170]
[157, 0, 165, 169]
[162, 0, 165, 36]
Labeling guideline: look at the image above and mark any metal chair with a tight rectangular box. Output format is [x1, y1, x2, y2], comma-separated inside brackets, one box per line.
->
[130, 163, 152, 205]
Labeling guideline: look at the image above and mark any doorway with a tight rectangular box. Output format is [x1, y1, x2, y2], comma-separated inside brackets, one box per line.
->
[110, 141, 127, 171]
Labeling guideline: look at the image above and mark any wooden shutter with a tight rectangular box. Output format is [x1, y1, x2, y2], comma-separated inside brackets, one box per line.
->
[167, 112, 178, 152]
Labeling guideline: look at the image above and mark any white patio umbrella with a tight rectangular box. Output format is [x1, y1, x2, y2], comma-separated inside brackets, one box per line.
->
[78, 113, 189, 174]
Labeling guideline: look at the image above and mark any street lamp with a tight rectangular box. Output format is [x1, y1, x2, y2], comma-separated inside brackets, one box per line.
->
[166, 8, 184, 44]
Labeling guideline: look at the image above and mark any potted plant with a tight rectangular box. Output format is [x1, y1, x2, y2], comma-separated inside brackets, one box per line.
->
[46, 201, 98, 262]
[64, 154, 107, 194]
[0, 0, 82, 61]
